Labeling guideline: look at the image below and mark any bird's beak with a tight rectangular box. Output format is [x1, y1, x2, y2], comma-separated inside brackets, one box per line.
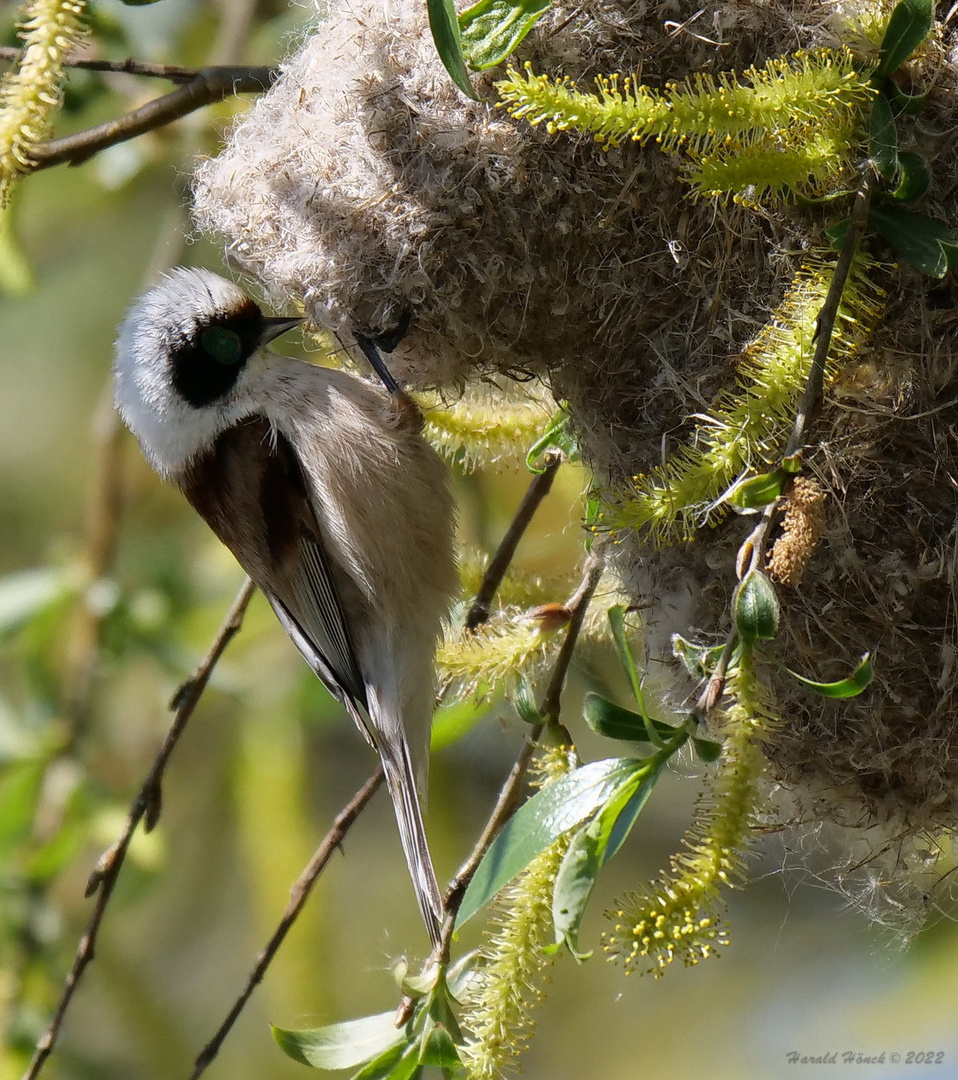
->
[259, 316, 304, 346]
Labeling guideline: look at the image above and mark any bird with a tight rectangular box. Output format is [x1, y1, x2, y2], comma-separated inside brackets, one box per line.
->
[113, 266, 458, 947]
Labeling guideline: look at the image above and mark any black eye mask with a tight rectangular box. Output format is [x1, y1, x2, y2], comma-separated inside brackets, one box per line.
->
[169, 298, 264, 408]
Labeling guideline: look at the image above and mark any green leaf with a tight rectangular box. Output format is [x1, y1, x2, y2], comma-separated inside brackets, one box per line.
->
[671, 634, 725, 679]
[726, 468, 787, 510]
[890, 151, 931, 201]
[607, 605, 639, 696]
[428, 0, 480, 100]
[826, 218, 850, 252]
[552, 758, 666, 954]
[272, 1013, 406, 1070]
[513, 673, 542, 725]
[870, 204, 958, 277]
[869, 93, 899, 181]
[418, 1026, 461, 1069]
[875, 0, 934, 78]
[786, 654, 873, 698]
[456, 757, 646, 928]
[886, 81, 929, 114]
[691, 735, 723, 763]
[733, 571, 780, 644]
[351, 1043, 410, 1080]
[525, 409, 576, 472]
[608, 604, 669, 748]
[583, 693, 670, 742]
[354, 1043, 423, 1080]
[421, 970, 464, 1045]
[444, 952, 479, 1002]
[582, 695, 720, 761]
[395, 965, 434, 998]
[459, 0, 552, 69]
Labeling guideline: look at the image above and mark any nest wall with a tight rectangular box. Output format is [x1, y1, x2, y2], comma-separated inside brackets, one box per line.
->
[193, 0, 958, 924]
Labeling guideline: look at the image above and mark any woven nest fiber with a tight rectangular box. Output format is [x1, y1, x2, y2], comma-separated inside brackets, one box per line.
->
[193, 0, 958, 927]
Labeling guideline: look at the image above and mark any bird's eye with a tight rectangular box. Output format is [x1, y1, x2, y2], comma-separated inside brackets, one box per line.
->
[200, 327, 243, 366]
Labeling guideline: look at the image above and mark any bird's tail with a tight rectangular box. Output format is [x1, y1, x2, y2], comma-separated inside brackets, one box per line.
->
[378, 733, 444, 949]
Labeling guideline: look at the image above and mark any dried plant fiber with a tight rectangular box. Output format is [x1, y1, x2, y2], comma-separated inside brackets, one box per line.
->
[194, 0, 958, 930]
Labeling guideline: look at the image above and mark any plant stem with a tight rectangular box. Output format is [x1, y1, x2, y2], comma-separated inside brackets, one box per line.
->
[465, 451, 562, 630]
[190, 767, 385, 1079]
[21, 578, 256, 1080]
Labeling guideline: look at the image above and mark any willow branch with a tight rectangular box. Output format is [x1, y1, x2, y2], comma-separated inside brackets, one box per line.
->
[737, 174, 874, 578]
[190, 766, 385, 1079]
[694, 174, 873, 720]
[0, 47, 201, 80]
[23, 65, 276, 171]
[437, 546, 605, 962]
[538, 548, 604, 722]
[787, 175, 873, 455]
[192, 534, 594, 1061]
[465, 451, 562, 630]
[22, 577, 257, 1080]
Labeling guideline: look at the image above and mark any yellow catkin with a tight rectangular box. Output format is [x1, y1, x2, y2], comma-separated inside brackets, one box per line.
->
[437, 615, 560, 699]
[440, 571, 627, 700]
[420, 385, 554, 472]
[607, 258, 880, 541]
[0, 0, 88, 203]
[498, 49, 874, 181]
[603, 653, 775, 975]
[461, 743, 576, 1080]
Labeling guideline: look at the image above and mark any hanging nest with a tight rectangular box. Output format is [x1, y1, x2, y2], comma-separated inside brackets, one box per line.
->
[192, 0, 958, 929]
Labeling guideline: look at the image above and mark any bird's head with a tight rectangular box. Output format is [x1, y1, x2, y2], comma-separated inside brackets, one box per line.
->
[113, 267, 301, 476]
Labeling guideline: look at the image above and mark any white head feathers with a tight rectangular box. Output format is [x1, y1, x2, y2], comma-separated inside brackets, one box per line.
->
[114, 268, 267, 477]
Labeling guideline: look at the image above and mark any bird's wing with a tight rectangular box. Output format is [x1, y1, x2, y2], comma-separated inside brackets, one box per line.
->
[181, 413, 368, 713]
[182, 414, 442, 945]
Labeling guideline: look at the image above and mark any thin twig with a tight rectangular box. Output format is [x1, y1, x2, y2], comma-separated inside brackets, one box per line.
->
[189, 537, 592, 1059]
[538, 548, 605, 722]
[740, 173, 874, 578]
[465, 452, 562, 631]
[19, 19, 270, 1074]
[190, 766, 385, 1079]
[144, 576, 257, 830]
[437, 546, 606, 962]
[174, 444, 571, 1052]
[22, 578, 257, 1080]
[25, 65, 276, 171]
[693, 173, 874, 720]
[787, 174, 873, 455]
[0, 46, 202, 80]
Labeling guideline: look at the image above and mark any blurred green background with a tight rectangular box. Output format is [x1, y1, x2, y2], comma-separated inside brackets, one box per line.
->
[3, 1, 958, 1078]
